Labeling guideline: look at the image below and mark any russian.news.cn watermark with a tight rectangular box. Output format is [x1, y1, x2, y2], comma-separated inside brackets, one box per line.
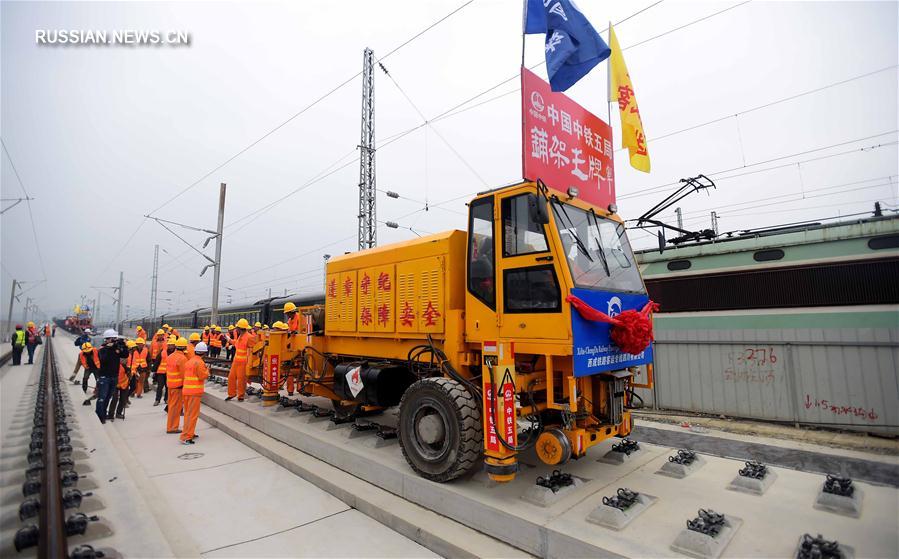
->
[35, 29, 191, 47]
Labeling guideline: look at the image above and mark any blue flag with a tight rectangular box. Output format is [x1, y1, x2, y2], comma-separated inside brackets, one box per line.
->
[524, 0, 610, 92]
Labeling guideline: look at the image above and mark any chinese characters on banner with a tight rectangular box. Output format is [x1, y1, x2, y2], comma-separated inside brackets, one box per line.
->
[521, 67, 615, 208]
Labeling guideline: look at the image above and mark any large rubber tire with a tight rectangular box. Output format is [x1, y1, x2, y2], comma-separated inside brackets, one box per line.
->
[398, 377, 482, 482]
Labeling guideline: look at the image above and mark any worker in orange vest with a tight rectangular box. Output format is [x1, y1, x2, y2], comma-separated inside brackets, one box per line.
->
[201, 326, 211, 345]
[166, 337, 189, 433]
[153, 335, 175, 406]
[132, 338, 150, 398]
[24, 321, 41, 365]
[187, 332, 201, 359]
[107, 340, 136, 421]
[181, 342, 210, 445]
[209, 325, 223, 358]
[226, 319, 256, 402]
[284, 302, 301, 334]
[136, 325, 148, 342]
[76, 342, 101, 406]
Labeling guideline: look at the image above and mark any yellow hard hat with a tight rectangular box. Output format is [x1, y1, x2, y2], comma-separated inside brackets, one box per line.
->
[204, 325, 210, 330]
[228, 324, 235, 330]
[136, 337, 146, 344]
[156, 329, 165, 336]
[254, 321, 262, 328]
[272, 321, 288, 331]
[163, 323, 170, 329]
[167, 335, 177, 345]
[215, 326, 222, 332]
[126, 340, 137, 349]
[27, 321, 35, 327]
[175, 337, 188, 349]
[284, 302, 297, 313]
[263, 324, 269, 329]
[81, 342, 93, 352]
[236, 318, 250, 329]
[189, 332, 201, 342]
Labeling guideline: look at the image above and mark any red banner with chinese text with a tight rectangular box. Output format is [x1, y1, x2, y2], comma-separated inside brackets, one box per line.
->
[521, 67, 615, 208]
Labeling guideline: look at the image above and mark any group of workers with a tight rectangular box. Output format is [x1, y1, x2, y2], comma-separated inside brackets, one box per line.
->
[68, 303, 304, 445]
[7, 321, 55, 365]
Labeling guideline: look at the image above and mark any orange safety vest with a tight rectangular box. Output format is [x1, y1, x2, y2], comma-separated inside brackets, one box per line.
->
[158, 347, 171, 374]
[186, 343, 197, 360]
[117, 363, 130, 390]
[171, 328, 180, 338]
[166, 350, 187, 388]
[202, 331, 211, 344]
[232, 331, 256, 364]
[210, 333, 222, 348]
[130, 346, 148, 372]
[287, 313, 301, 332]
[182, 355, 209, 396]
[150, 338, 166, 359]
[80, 349, 100, 370]
[136, 327, 147, 340]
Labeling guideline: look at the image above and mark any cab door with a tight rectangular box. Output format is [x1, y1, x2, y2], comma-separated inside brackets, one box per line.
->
[496, 192, 568, 340]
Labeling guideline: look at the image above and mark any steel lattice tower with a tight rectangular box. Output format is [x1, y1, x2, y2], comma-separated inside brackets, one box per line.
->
[150, 244, 159, 322]
[358, 47, 377, 250]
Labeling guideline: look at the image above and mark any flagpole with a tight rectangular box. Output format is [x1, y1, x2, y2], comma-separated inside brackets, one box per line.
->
[606, 21, 613, 126]
[520, 0, 528, 68]
[607, 21, 615, 196]
[520, 0, 528, 181]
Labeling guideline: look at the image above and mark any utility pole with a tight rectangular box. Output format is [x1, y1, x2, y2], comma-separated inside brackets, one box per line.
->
[675, 207, 683, 230]
[211, 183, 226, 326]
[150, 244, 159, 324]
[116, 271, 124, 332]
[96, 291, 102, 327]
[323, 254, 331, 291]
[711, 211, 719, 236]
[22, 297, 31, 324]
[358, 47, 377, 251]
[6, 279, 18, 336]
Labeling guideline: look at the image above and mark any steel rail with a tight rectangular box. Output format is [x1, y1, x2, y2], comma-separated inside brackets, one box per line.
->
[39, 337, 68, 557]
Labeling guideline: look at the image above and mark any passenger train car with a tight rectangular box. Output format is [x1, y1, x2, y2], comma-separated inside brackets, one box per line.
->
[124, 293, 325, 335]
[634, 213, 899, 433]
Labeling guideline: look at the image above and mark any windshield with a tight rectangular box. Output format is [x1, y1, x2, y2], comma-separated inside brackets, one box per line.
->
[550, 199, 645, 293]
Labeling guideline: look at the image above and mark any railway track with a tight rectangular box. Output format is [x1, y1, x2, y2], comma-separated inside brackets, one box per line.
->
[13, 338, 104, 558]
[0, 349, 12, 367]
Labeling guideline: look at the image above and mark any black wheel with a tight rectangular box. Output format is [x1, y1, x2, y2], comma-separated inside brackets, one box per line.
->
[398, 377, 482, 482]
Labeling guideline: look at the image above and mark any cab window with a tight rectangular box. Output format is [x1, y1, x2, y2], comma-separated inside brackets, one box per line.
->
[502, 194, 549, 257]
[467, 197, 495, 309]
[504, 265, 561, 313]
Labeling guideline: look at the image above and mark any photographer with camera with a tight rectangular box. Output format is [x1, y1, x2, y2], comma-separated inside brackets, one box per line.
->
[96, 329, 130, 424]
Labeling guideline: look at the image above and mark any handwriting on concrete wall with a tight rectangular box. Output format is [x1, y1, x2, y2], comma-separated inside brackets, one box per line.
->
[804, 394, 879, 422]
[724, 347, 777, 384]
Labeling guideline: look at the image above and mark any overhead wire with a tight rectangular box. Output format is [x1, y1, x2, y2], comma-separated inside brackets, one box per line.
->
[145, 0, 475, 219]
[1, 138, 47, 281]
[619, 132, 899, 200]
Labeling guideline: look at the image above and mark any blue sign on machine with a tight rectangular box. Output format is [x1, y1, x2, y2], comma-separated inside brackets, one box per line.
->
[569, 288, 653, 377]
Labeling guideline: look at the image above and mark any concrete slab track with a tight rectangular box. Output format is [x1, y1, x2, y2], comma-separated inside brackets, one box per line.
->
[200, 372, 899, 558]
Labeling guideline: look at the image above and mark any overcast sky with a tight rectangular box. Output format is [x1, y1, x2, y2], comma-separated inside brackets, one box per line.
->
[2, 0, 897, 323]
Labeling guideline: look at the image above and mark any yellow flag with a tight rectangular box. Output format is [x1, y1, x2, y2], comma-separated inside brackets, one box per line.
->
[609, 25, 650, 173]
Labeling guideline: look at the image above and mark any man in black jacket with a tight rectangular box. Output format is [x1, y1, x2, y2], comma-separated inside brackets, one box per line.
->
[96, 329, 129, 424]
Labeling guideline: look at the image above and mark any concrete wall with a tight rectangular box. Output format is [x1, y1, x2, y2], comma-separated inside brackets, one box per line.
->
[636, 326, 899, 435]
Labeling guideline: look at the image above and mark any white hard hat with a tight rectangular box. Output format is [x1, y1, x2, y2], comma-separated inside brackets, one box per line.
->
[194, 342, 208, 353]
[103, 329, 119, 338]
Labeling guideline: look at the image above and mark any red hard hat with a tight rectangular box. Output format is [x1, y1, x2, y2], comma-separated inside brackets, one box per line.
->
[15, 324, 22, 329]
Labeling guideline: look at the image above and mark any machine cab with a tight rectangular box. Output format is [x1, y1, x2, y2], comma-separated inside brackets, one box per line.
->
[465, 181, 647, 366]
